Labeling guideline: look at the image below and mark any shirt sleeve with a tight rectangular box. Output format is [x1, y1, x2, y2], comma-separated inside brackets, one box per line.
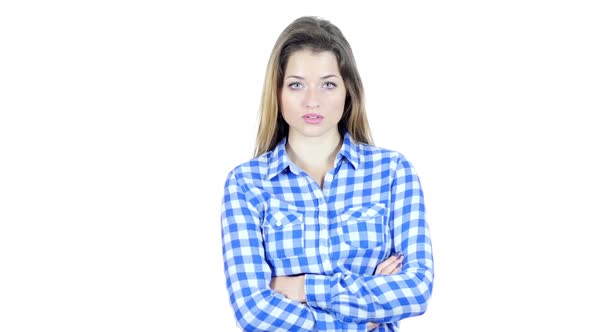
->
[304, 155, 434, 324]
[221, 170, 318, 331]
[308, 306, 375, 331]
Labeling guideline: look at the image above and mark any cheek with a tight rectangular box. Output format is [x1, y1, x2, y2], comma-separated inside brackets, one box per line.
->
[278, 91, 287, 113]
[280, 93, 300, 114]
[326, 92, 346, 113]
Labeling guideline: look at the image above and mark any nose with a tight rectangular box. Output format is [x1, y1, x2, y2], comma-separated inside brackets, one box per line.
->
[303, 88, 320, 109]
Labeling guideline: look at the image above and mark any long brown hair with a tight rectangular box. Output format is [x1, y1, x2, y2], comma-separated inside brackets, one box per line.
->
[254, 16, 373, 157]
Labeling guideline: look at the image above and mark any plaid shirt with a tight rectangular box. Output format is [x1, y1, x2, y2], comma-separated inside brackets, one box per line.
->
[221, 132, 434, 331]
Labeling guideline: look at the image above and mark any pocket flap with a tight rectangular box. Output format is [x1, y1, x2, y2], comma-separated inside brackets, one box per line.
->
[264, 209, 302, 230]
[340, 203, 386, 221]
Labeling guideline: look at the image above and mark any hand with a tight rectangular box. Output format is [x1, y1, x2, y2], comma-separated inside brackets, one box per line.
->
[374, 251, 404, 275]
[368, 252, 405, 330]
[270, 275, 306, 303]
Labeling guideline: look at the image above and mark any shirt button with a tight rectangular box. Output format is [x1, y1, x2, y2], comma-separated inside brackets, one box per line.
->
[275, 220, 282, 227]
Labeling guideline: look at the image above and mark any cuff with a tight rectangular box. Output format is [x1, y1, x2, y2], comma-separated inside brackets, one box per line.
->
[305, 274, 332, 309]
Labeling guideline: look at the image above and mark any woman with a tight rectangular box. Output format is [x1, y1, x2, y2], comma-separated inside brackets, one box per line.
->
[220, 16, 434, 331]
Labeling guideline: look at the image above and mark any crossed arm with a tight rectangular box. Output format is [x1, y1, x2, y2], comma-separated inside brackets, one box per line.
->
[270, 252, 405, 331]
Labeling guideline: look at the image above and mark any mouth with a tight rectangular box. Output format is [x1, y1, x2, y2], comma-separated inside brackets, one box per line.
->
[303, 113, 323, 119]
[302, 113, 324, 124]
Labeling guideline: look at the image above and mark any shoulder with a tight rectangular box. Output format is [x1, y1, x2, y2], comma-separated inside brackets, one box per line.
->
[355, 143, 423, 188]
[224, 151, 272, 183]
[356, 142, 411, 168]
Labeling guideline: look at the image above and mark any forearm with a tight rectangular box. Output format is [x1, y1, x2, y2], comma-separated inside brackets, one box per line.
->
[223, 234, 319, 331]
[229, 281, 373, 332]
[226, 284, 317, 331]
[308, 306, 376, 331]
[223, 243, 319, 330]
[305, 261, 434, 324]
[271, 252, 432, 328]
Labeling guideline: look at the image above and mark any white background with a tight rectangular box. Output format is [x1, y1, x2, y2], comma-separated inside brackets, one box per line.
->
[1, 1, 589, 331]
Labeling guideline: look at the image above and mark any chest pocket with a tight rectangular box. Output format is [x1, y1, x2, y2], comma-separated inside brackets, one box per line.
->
[262, 208, 305, 259]
[339, 203, 387, 249]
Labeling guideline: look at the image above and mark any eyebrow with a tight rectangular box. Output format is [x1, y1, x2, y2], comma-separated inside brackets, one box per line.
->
[286, 74, 340, 80]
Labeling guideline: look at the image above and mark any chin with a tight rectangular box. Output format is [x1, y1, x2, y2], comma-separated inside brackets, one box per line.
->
[293, 126, 337, 139]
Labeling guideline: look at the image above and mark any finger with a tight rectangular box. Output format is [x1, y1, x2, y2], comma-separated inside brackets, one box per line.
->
[375, 254, 400, 274]
[367, 322, 379, 331]
[375, 259, 394, 274]
[380, 261, 402, 275]
[376, 254, 404, 274]
[379, 256, 404, 275]
[391, 261, 403, 273]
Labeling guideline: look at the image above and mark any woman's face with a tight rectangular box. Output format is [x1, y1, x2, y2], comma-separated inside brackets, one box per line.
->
[280, 49, 346, 140]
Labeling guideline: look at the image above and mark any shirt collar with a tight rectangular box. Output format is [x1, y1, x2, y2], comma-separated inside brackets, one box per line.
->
[338, 131, 360, 170]
[266, 131, 360, 180]
[266, 136, 291, 180]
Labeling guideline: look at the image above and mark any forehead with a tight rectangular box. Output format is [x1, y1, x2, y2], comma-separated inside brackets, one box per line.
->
[284, 49, 340, 76]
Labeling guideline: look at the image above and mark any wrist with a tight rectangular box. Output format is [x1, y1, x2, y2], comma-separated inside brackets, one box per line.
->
[304, 274, 331, 309]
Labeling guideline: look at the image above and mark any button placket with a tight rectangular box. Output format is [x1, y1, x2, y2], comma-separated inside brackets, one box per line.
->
[314, 193, 333, 272]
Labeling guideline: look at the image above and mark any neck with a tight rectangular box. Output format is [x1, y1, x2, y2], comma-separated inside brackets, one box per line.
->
[286, 130, 343, 169]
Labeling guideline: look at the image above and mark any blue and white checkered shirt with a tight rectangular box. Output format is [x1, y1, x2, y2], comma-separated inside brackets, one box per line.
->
[221, 132, 434, 331]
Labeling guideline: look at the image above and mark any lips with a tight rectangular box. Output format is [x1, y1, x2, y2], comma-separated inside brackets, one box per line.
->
[303, 113, 323, 119]
[303, 113, 324, 124]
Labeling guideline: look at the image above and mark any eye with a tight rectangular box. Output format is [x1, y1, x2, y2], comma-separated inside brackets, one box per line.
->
[288, 82, 303, 89]
[323, 81, 337, 89]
